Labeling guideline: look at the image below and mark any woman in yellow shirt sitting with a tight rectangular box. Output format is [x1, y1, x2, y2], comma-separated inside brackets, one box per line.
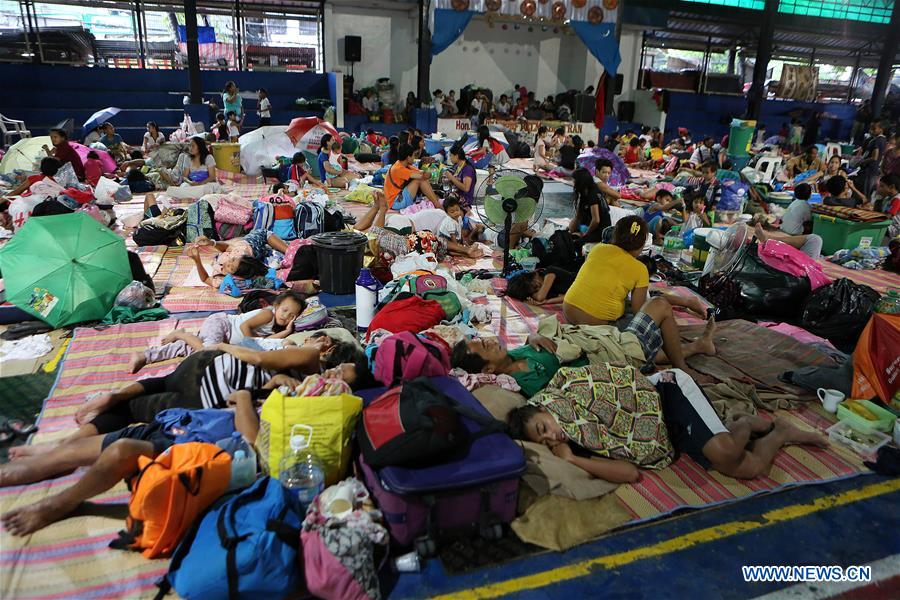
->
[563, 216, 716, 372]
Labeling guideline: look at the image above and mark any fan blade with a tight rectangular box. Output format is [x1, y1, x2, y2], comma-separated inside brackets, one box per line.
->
[512, 197, 536, 223]
[494, 176, 527, 199]
[484, 195, 509, 227]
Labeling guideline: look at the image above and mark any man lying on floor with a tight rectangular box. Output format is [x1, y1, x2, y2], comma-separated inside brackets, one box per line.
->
[451, 296, 716, 398]
[0, 368, 365, 536]
[506, 366, 827, 482]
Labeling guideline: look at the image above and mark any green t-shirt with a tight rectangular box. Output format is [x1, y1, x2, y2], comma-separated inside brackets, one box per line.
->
[508, 346, 587, 398]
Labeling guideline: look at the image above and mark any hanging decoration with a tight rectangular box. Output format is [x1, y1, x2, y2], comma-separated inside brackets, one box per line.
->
[486, 0, 502, 10]
[551, 1, 566, 20]
[539, 0, 549, 4]
[588, 6, 604, 23]
[573, 0, 587, 7]
[520, 0, 536, 17]
[602, 0, 618, 9]
[451, 0, 471, 10]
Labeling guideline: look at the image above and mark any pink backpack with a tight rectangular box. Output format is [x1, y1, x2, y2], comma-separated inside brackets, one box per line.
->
[373, 331, 450, 387]
[758, 239, 832, 291]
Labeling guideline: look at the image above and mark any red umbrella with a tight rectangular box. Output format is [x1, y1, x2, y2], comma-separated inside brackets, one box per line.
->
[285, 117, 339, 151]
[70, 143, 117, 174]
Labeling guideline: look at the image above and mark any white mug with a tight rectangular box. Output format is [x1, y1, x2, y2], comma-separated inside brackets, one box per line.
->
[817, 388, 844, 413]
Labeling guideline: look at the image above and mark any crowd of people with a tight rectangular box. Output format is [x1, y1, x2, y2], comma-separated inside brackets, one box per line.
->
[0, 85, 897, 598]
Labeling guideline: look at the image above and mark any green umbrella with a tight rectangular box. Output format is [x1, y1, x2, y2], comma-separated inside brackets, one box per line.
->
[0, 213, 132, 328]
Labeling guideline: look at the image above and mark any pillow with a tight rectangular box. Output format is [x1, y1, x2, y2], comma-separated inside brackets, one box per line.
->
[286, 327, 362, 351]
[519, 441, 620, 501]
[472, 385, 525, 421]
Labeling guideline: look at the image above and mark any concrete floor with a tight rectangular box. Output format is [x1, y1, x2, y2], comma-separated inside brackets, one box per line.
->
[387, 475, 900, 599]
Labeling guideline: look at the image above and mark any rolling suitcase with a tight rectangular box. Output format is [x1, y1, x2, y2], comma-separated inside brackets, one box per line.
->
[356, 376, 525, 556]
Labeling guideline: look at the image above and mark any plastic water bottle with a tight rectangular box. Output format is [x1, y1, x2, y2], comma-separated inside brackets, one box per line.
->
[278, 425, 325, 511]
[662, 226, 684, 263]
[876, 289, 900, 314]
[355, 268, 382, 332]
[216, 432, 257, 490]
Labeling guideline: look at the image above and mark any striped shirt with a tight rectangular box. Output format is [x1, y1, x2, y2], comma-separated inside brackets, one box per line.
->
[200, 353, 274, 409]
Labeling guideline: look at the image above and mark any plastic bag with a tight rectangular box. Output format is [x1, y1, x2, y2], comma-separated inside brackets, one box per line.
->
[115, 281, 156, 310]
[717, 179, 749, 212]
[800, 278, 881, 351]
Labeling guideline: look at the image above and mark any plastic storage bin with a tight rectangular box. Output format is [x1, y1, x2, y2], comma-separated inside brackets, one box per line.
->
[311, 231, 368, 295]
[826, 421, 890, 457]
[836, 399, 896, 433]
[812, 214, 890, 255]
[211, 142, 241, 173]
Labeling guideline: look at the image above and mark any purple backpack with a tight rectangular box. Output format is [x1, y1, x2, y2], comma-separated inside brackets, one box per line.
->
[373, 332, 450, 387]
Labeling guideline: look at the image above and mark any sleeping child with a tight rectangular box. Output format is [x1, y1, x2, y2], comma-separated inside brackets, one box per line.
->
[188, 229, 289, 289]
[128, 290, 306, 373]
[505, 267, 577, 306]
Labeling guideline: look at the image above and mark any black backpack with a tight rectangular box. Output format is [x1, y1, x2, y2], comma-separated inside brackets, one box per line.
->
[132, 225, 182, 247]
[533, 230, 580, 270]
[357, 377, 505, 469]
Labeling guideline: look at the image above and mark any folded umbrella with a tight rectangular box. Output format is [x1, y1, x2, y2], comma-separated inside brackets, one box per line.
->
[0, 213, 132, 328]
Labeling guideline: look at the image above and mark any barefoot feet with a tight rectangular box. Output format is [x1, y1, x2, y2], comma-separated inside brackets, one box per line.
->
[160, 329, 185, 345]
[128, 352, 147, 374]
[775, 416, 829, 448]
[74, 393, 114, 426]
[1, 496, 79, 536]
[693, 317, 717, 356]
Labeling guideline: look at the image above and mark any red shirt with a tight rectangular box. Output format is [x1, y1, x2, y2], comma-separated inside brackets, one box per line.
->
[84, 159, 103, 187]
[624, 147, 640, 164]
[54, 141, 85, 180]
[885, 194, 900, 216]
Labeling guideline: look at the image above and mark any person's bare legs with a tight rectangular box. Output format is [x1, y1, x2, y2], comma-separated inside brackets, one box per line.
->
[406, 178, 441, 208]
[0, 435, 104, 487]
[143, 192, 159, 216]
[640, 297, 715, 370]
[654, 289, 709, 319]
[1, 439, 155, 536]
[8, 422, 101, 461]
[354, 192, 388, 231]
[755, 223, 805, 249]
[74, 381, 146, 426]
[266, 232, 289, 253]
[704, 417, 827, 479]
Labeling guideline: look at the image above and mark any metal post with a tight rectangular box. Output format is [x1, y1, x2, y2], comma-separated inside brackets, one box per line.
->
[638, 31, 646, 88]
[747, 0, 778, 119]
[23, 1, 44, 64]
[808, 47, 815, 67]
[416, 0, 431, 105]
[133, 0, 146, 69]
[700, 36, 712, 93]
[727, 46, 736, 75]
[871, 0, 900, 118]
[235, 0, 244, 71]
[184, 0, 203, 103]
[319, 0, 326, 72]
[18, 0, 33, 62]
[846, 52, 861, 103]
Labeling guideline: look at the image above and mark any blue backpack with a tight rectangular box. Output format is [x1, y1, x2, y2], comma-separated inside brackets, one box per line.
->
[155, 409, 235, 444]
[185, 199, 216, 243]
[294, 202, 324, 240]
[158, 477, 303, 600]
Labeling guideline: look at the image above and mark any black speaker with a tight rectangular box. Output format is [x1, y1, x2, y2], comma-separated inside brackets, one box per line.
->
[344, 36, 361, 63]
[614, 73, 624, 95]
[574, 94, 595, 123]
[618, 100, 635, 123]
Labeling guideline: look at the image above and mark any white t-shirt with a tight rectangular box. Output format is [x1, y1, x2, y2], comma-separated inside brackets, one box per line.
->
[228, 309, 274, 345]
[228, 122, 240, 138]
[363, 96, 378, 112]
[780, 199, 811, 235]
[471, 98, 482, 113]
[409, 208, 449, 233]
[258, 97, 271, 118]
[438, 215, 462, 240]
[496, 101, 511, 116]
[143, 132, 165, 152]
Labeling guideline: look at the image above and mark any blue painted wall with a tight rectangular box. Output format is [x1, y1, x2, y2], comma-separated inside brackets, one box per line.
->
[662, 91, 857, 143]
[0, 64, 334, 144]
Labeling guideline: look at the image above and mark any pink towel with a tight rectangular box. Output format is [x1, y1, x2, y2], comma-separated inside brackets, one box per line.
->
[758, 239, 832, 290]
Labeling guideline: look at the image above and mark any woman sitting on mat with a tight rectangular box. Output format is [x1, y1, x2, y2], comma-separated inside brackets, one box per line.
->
[563, 216, 709, 328]
[384, 143, 442, 211]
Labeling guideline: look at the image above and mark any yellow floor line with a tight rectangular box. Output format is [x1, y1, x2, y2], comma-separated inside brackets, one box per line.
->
[432, 478, 900, 600]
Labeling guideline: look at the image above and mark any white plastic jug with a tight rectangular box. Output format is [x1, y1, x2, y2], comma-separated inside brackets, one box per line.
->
[355, 268, 381, 331]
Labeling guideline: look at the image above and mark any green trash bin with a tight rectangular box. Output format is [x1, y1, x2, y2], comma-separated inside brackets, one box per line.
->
[727, 119, 756, 157]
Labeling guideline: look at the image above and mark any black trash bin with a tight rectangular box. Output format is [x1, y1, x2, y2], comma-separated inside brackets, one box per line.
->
[311, 231, 368, 295]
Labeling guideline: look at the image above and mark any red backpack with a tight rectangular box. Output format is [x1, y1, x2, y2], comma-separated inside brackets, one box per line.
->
[366, 295, 446, 341]
[374, 331, 450, 387]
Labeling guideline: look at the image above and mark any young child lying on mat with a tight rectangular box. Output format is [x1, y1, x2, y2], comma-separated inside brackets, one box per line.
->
[505, 266, 577, 306]
[507, 367, 827, 482]
[188, 229, 289, 288]
[128, 290, 306, 373]
[0, 368, 371, 537]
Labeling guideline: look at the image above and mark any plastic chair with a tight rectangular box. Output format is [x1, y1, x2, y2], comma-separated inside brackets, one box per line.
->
[0, 114, 31, 147]
[755, 156, 783, 184]
[824, 142, 842, 160]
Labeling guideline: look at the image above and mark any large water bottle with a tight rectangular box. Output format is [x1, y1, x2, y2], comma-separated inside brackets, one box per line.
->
[662, 226, 684, 263]
[216, 432, 257, 490]
[278, 425, 326, 511]
[355, 268, 382, 332]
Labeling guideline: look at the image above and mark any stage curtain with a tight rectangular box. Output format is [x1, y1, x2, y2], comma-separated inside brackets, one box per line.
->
[432, 9, 476, 56]
[569, 21, 621, 76]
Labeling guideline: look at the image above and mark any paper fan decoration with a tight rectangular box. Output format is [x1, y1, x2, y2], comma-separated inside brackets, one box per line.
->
[520, 0, 536, 17]
[551, 1, 566, 19]
[603, 0, 619, 9]
[451, 0, 470, 10]
[588, 6, 604, 23]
